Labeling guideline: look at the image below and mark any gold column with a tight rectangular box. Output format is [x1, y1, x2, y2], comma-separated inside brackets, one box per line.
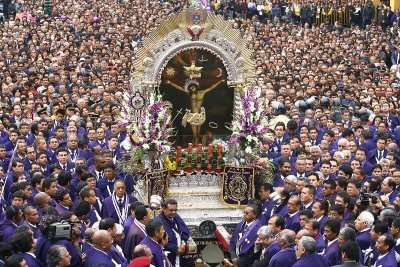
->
[390, 0, 400, 10]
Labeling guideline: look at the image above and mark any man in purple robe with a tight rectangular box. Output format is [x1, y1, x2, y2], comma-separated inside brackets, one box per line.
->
[228, 202, 262, 267]
[257, 183, 274, 226]
[374, 234, 398, 267]
[101, 179, 137, 225]
[269, 229, 297, 267]
[304, 219, 326, 253]
[157, 198, 190, 267]
[54, 189, 73, 216]
[0, 205, 23, 241]
[355, 211, 375, 264]
[140, 218, 170, 267]
[293, 236, 329, 267]
[98, 217, 127, 266]
[285, 196, 301, 233]
[84, 230, 116, 267]
[252, 225, 281, 267]
[322, 219, 342, 266]
[332, 240, 364, 267]
[123, 204, 152, 261]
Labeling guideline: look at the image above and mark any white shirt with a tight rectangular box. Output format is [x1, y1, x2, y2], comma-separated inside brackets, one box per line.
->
[327, 238, 338, 247]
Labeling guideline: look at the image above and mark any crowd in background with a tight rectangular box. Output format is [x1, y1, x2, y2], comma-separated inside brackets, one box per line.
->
[1, 0, 400, 266]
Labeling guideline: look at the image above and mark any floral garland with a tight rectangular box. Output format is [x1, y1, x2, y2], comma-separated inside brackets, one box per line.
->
[229, 86, 272, 164]
[119, 86, 173, 172]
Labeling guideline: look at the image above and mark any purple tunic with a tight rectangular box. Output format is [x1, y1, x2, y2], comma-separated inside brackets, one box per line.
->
[83, 247, 115, 267]
[356, 229, 374, 264]
[157, 213, 190, 266]
[322, 239, 341, 266]
[293, 253, 330, 267]
[269, 245, 297, 267]
[140, 236, 167, 267]
[285, 212, 301, 233]
[374, 250, 398, 267]
[123, 219, 147, 261]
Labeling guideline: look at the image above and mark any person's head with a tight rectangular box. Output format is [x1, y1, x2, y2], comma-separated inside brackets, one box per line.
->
[370, 221, 388, 241]
[300, 185, 315, 205]
[297, 236, 317, 258]
[307, 172, 320, 188]
[92, 229, 113, 252]
[341, 241, 360, 262]
[6, 205, 23, 223]
[103, 162, 116, 181]
[135, 205, 152, 224]
[375, 234, 394, 255]
[279, 158, 292, 176]
[54, 189, 73, 207]
[338, 227, 356, 247]
[9, 231, 35, 253]
[299, 210, 313, 228]
[329, 204, 344, 221]
[268, 215, 285, 234]
[0, 242, 13, 262]
[79, 187, 97, 205]
[335, 191, 351, 209]
[355, 211, 374, 231]
[312, 199, 329, 219]
[47, 245, 71, 267]
[114, 179, 127, 198]
[145, 218, 165, 242]
[277, 229, 296, 248]
[258, 183, 274, 202]
[161, 198, 178, 220]
[132, 244, 153, 259]
[379, 208, 397, 227]
[284, 175, 297, 192]
[323, 219, 340, 241]
[256, 226, 275, 248]
[287, 195, 300, 214]
[381, 177, 396, 194]
[24, 205, 39, 225]
[322, 179, 336, 197]
[5, 254, 27, 267]
[42, 178, 57, 197]
[99, 217, 117, 238]
[391, 217, 400, 239]
[243, 202, 260, 223]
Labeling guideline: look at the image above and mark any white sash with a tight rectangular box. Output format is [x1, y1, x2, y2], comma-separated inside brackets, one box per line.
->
[111, 193, 128, 224]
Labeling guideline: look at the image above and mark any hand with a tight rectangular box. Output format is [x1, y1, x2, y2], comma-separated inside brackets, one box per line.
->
[177, 245, 186, 255]
[223, 259, 234, 267]
[166, 80, 171, 84]
[232, 258, 238, 266]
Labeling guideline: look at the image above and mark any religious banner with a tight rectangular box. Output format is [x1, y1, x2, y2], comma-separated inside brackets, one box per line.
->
[146, 169, 169, 203]
[221, 166, 255, 207]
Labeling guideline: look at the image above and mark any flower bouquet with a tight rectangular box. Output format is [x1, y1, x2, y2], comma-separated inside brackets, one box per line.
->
[119, 86, 173, 173]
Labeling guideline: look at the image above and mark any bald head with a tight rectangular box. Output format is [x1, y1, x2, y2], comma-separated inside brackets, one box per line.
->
[92, 229, 113, 252]
[34, 192, 51, 208]
[84, 227, 98, 244]
[279, 229, 296, 247]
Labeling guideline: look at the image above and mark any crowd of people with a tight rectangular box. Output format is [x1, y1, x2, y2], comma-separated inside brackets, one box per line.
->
[1, 0, 400, 266]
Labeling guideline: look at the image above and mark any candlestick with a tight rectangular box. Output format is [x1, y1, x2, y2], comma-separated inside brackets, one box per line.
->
[196, 144, 202, 173]
[186, 144, 193, 174]
[207, 144, 213, 173]
[175, 146, 182, 175]
[216, 145, 223, 174]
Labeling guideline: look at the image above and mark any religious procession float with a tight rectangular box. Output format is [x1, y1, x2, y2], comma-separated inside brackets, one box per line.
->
[118, 0, 279, 262]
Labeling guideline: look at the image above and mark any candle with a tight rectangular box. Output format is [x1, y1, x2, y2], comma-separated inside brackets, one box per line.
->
[207, 144, 213, 173]
[186, 144, 192, 174]
[196, 144, 202, 172]
[216, 145, 223, 174]
[175, 146, 182, 175]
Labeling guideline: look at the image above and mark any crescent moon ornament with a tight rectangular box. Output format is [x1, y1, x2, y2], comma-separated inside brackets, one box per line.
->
[216, 68, 222, 77]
